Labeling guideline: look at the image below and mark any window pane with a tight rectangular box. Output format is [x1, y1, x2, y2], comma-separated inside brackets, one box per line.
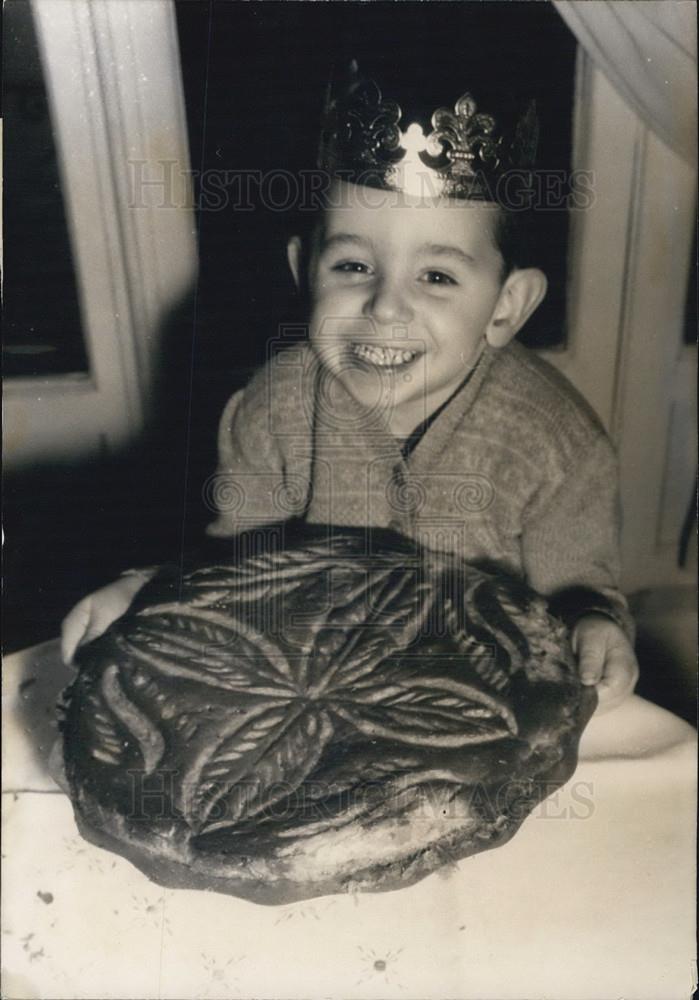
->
[3, 0, 87, 377]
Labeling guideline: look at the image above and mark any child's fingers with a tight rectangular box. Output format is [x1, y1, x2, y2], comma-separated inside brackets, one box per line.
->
[595, 645, 639, 713]
[577, 640, 605, 685]
[81, 607, 121, 646]
[60, 598, 92, 665]
[60, 579, 139, 665]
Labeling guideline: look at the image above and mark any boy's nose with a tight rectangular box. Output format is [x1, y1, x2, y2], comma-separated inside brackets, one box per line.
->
[363, 279, 413, 326]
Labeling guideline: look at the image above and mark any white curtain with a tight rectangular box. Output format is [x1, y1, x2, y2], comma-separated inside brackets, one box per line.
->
[554, 0, 697, 165]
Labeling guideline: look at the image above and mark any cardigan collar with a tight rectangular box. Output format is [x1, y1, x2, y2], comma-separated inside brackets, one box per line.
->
[403, 342, 498, 474]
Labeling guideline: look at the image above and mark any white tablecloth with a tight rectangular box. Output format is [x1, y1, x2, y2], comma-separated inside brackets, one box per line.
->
[2, 640, 696, 1000]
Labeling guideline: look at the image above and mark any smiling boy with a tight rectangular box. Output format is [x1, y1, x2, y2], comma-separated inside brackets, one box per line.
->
[291, 190, 524, 440]
[62, 68, 638, 711]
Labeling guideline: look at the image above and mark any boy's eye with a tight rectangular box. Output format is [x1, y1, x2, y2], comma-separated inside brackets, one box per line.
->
[421, 270, 457, 286]
[331, 261, 371, 274]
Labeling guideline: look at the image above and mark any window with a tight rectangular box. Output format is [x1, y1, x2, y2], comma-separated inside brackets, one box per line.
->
[3, 0, 87, 377]
[4, 0, 197, 469]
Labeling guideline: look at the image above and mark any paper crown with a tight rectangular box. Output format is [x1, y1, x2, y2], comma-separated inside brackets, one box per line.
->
[318, 61, 538, 201]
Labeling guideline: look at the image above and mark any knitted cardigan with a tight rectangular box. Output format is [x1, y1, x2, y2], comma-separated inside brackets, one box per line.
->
[207, 340, 634, 640]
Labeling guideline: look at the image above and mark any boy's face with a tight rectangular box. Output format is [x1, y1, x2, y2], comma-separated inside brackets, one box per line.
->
[300, 180, 507, 437]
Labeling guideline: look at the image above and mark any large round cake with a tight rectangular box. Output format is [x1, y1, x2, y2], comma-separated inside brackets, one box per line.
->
[60, 527, 596, 904]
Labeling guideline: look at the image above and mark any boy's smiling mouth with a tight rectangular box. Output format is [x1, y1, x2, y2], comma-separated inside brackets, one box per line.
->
[350, 342, 421, 368]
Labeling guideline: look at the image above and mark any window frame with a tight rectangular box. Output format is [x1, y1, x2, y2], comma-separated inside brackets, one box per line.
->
[541, 50, 696, 591]
[4, 0, 197, 469]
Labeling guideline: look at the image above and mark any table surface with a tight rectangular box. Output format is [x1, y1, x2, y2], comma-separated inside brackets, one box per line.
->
[2, 640, 697, 1000]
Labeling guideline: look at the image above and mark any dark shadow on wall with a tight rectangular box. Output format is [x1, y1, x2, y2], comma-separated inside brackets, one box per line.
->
[631, 588, 697, 726]
[2, 283, 276, 653]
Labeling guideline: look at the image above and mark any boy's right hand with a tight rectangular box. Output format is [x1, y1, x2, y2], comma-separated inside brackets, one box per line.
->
[60, 571, 153, 666]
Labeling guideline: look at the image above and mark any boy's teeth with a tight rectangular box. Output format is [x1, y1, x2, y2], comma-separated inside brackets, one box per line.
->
[352, 343, 418, 366]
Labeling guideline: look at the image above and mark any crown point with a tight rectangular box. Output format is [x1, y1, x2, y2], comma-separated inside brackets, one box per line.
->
[400, 122, 428, 155]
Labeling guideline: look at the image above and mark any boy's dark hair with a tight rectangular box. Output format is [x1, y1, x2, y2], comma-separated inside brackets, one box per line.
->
[493, 206, 540, 277]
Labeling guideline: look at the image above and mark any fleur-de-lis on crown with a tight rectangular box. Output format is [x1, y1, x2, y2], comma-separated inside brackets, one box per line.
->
[424, 93, 503, 176]
[319, 64, 539, 199]
[335, 78, 403, 166]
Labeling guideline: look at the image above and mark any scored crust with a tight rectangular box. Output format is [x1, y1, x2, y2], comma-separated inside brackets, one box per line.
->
[60, 528, 596, 904]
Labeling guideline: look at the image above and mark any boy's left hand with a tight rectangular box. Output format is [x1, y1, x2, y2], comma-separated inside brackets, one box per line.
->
[571, 614, 639, 713]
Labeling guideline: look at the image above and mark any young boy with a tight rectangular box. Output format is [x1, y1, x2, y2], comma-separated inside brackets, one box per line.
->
[62, 65, 638, 711]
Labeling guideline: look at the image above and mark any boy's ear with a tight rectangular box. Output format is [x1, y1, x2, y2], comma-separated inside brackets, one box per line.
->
[486, 268, 548, 348]
[287, 236, 302, 290]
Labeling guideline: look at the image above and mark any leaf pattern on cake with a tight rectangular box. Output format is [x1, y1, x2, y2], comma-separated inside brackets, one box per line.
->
[63, 529, 586, 884]
[104, 559, 518, 833]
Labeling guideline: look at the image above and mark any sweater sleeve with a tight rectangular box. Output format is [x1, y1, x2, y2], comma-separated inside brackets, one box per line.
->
[205, 382, 290, 539]
[521, 434, 635, 643]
